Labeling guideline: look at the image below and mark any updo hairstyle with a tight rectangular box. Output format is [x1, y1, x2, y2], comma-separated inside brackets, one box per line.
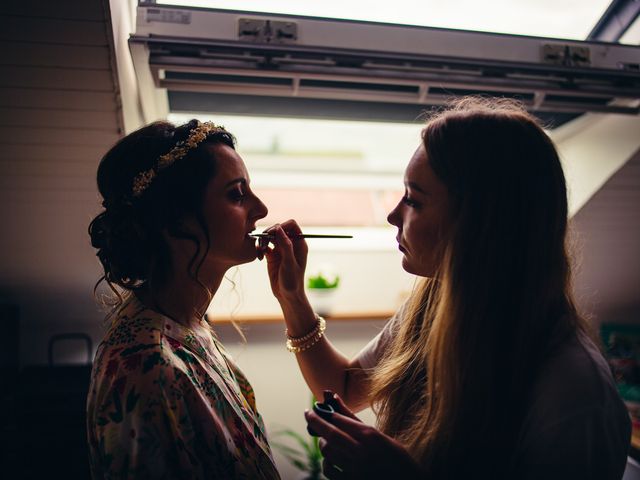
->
[88, 120, 235, 294]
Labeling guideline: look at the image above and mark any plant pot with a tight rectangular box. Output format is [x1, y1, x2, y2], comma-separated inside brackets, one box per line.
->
[307, 288, 337, 317]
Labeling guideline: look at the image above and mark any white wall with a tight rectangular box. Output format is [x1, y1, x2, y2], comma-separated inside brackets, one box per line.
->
[209, 249, 415, 319]
[215, 319, 385, 480]
[551, 113, 640, 215]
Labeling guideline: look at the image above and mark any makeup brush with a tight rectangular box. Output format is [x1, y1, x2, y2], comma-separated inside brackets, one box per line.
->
[250, 233, 353, 239]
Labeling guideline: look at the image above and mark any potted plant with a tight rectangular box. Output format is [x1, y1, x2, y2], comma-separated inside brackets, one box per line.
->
[306, 269, 340, 317]
[271, 397, 324, 479]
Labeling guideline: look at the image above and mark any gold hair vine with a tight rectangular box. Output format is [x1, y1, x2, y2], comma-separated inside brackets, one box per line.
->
[131, 121, 226, 197]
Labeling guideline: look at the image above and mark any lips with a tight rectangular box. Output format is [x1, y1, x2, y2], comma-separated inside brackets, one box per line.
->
[396, 236, 407, 253]
[246, 229, 259, 248]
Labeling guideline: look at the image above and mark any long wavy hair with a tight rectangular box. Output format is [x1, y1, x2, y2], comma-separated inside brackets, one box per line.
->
[88, 120, 236, 320]
[369, 98, 591, 478]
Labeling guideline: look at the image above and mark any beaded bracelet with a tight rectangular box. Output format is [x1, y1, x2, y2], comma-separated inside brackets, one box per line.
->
[285, 313, 323, 343]
[285, 315, 326, 353]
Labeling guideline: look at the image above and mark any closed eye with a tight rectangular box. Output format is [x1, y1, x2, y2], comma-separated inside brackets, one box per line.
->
[228, 185, 246, 203]
[402, 194, 419, 208]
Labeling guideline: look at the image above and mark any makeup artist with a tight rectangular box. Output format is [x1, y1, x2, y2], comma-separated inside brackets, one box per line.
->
[87, 120, 280, 479]
[262, 98, 631, 479]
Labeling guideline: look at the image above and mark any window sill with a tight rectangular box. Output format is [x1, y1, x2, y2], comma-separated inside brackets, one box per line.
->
[210, 311, 393, 324]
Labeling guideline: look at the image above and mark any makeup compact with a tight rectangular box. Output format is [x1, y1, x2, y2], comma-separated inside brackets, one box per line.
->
[306, 393, 340, 437]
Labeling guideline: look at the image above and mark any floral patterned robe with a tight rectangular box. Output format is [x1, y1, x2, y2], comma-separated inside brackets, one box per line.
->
[86, 296, 280, 479]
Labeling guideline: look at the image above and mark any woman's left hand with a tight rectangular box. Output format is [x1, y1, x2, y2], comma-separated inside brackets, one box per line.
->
[305, 394, 423, 479]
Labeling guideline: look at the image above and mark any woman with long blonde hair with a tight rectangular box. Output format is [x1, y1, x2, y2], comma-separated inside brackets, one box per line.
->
[262, 98, 631, 479]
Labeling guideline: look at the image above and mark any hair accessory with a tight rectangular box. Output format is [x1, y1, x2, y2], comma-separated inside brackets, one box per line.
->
[285, 314, 326, 353]
[131, 121, 226, 197]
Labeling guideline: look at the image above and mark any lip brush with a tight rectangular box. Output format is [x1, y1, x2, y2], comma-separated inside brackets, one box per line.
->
[249, 233, 353, 239]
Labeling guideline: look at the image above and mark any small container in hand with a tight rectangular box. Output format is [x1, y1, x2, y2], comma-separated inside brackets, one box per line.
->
[307, 402, 335, 437]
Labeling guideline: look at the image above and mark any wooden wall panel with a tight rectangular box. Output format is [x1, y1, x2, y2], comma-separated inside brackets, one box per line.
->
[0, 107, 120, 130]
[0, 159, 96, 178]
[0, 143, 111, 162]
[0, 0, 123, 368]
[0, 16, 108, 45]
[0, 88, 116, 111]
[0, 2, 104, 21]
[0, 66, 114, 91]
[0, 126, 119, 146]
[0, 42, 111, 69]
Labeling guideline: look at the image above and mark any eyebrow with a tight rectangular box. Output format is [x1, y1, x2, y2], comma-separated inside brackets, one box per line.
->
[406, 181, 427, 195]
[225, 177, 247, 188]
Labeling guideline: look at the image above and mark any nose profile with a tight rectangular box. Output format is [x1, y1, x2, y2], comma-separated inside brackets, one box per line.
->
[254, 195, 268, 220]
[387, 201, 401, 227]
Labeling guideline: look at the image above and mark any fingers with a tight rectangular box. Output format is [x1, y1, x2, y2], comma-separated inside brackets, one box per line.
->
[322, 458, 346, 480]
[260, 223, 298, 260]
[256, 223, 277, 252]
[262, 224, 291, 268]
[280, 219, 309, 269]
[319, 410, 377, 445]
[260, 220, 308, 256]
[279, 219, 303, 236]
[326, 392, 360, 421]
[272, 225, 297, 269]
[318, 438, 351, 474]
[256, 239, 268, 260]
[306, 410, 356, 477]
[272, 224, 306, 287]
[260, 220, 302, 242]
[304, 410, 357, 452]
[260, 220, 309, 299]
[256, 241, 267, 261]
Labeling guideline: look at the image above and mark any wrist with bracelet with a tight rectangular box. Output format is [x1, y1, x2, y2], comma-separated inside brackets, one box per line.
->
[285, 313, 326, 353]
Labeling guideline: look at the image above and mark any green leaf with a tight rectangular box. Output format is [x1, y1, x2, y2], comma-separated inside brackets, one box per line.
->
[270, 441, 307, 459]
[277, 451, 307, 468]
[275, 430, 314, 456]
[291, 459, 309, 472]
[269, 396, 325, 477]
[307, 274, 340, 289]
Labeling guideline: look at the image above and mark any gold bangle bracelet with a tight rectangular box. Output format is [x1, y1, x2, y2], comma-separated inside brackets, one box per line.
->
[285, 314, 323, 343]
[286, 316, 326, 353]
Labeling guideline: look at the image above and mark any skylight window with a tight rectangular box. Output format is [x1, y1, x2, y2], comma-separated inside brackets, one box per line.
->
[156, 0, 612, 41]
[168, 113, 422, 250]
[620, 13, 640, 45]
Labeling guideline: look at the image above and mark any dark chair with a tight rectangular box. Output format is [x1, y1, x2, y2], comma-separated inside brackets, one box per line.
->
[14, 333, 93, 479]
